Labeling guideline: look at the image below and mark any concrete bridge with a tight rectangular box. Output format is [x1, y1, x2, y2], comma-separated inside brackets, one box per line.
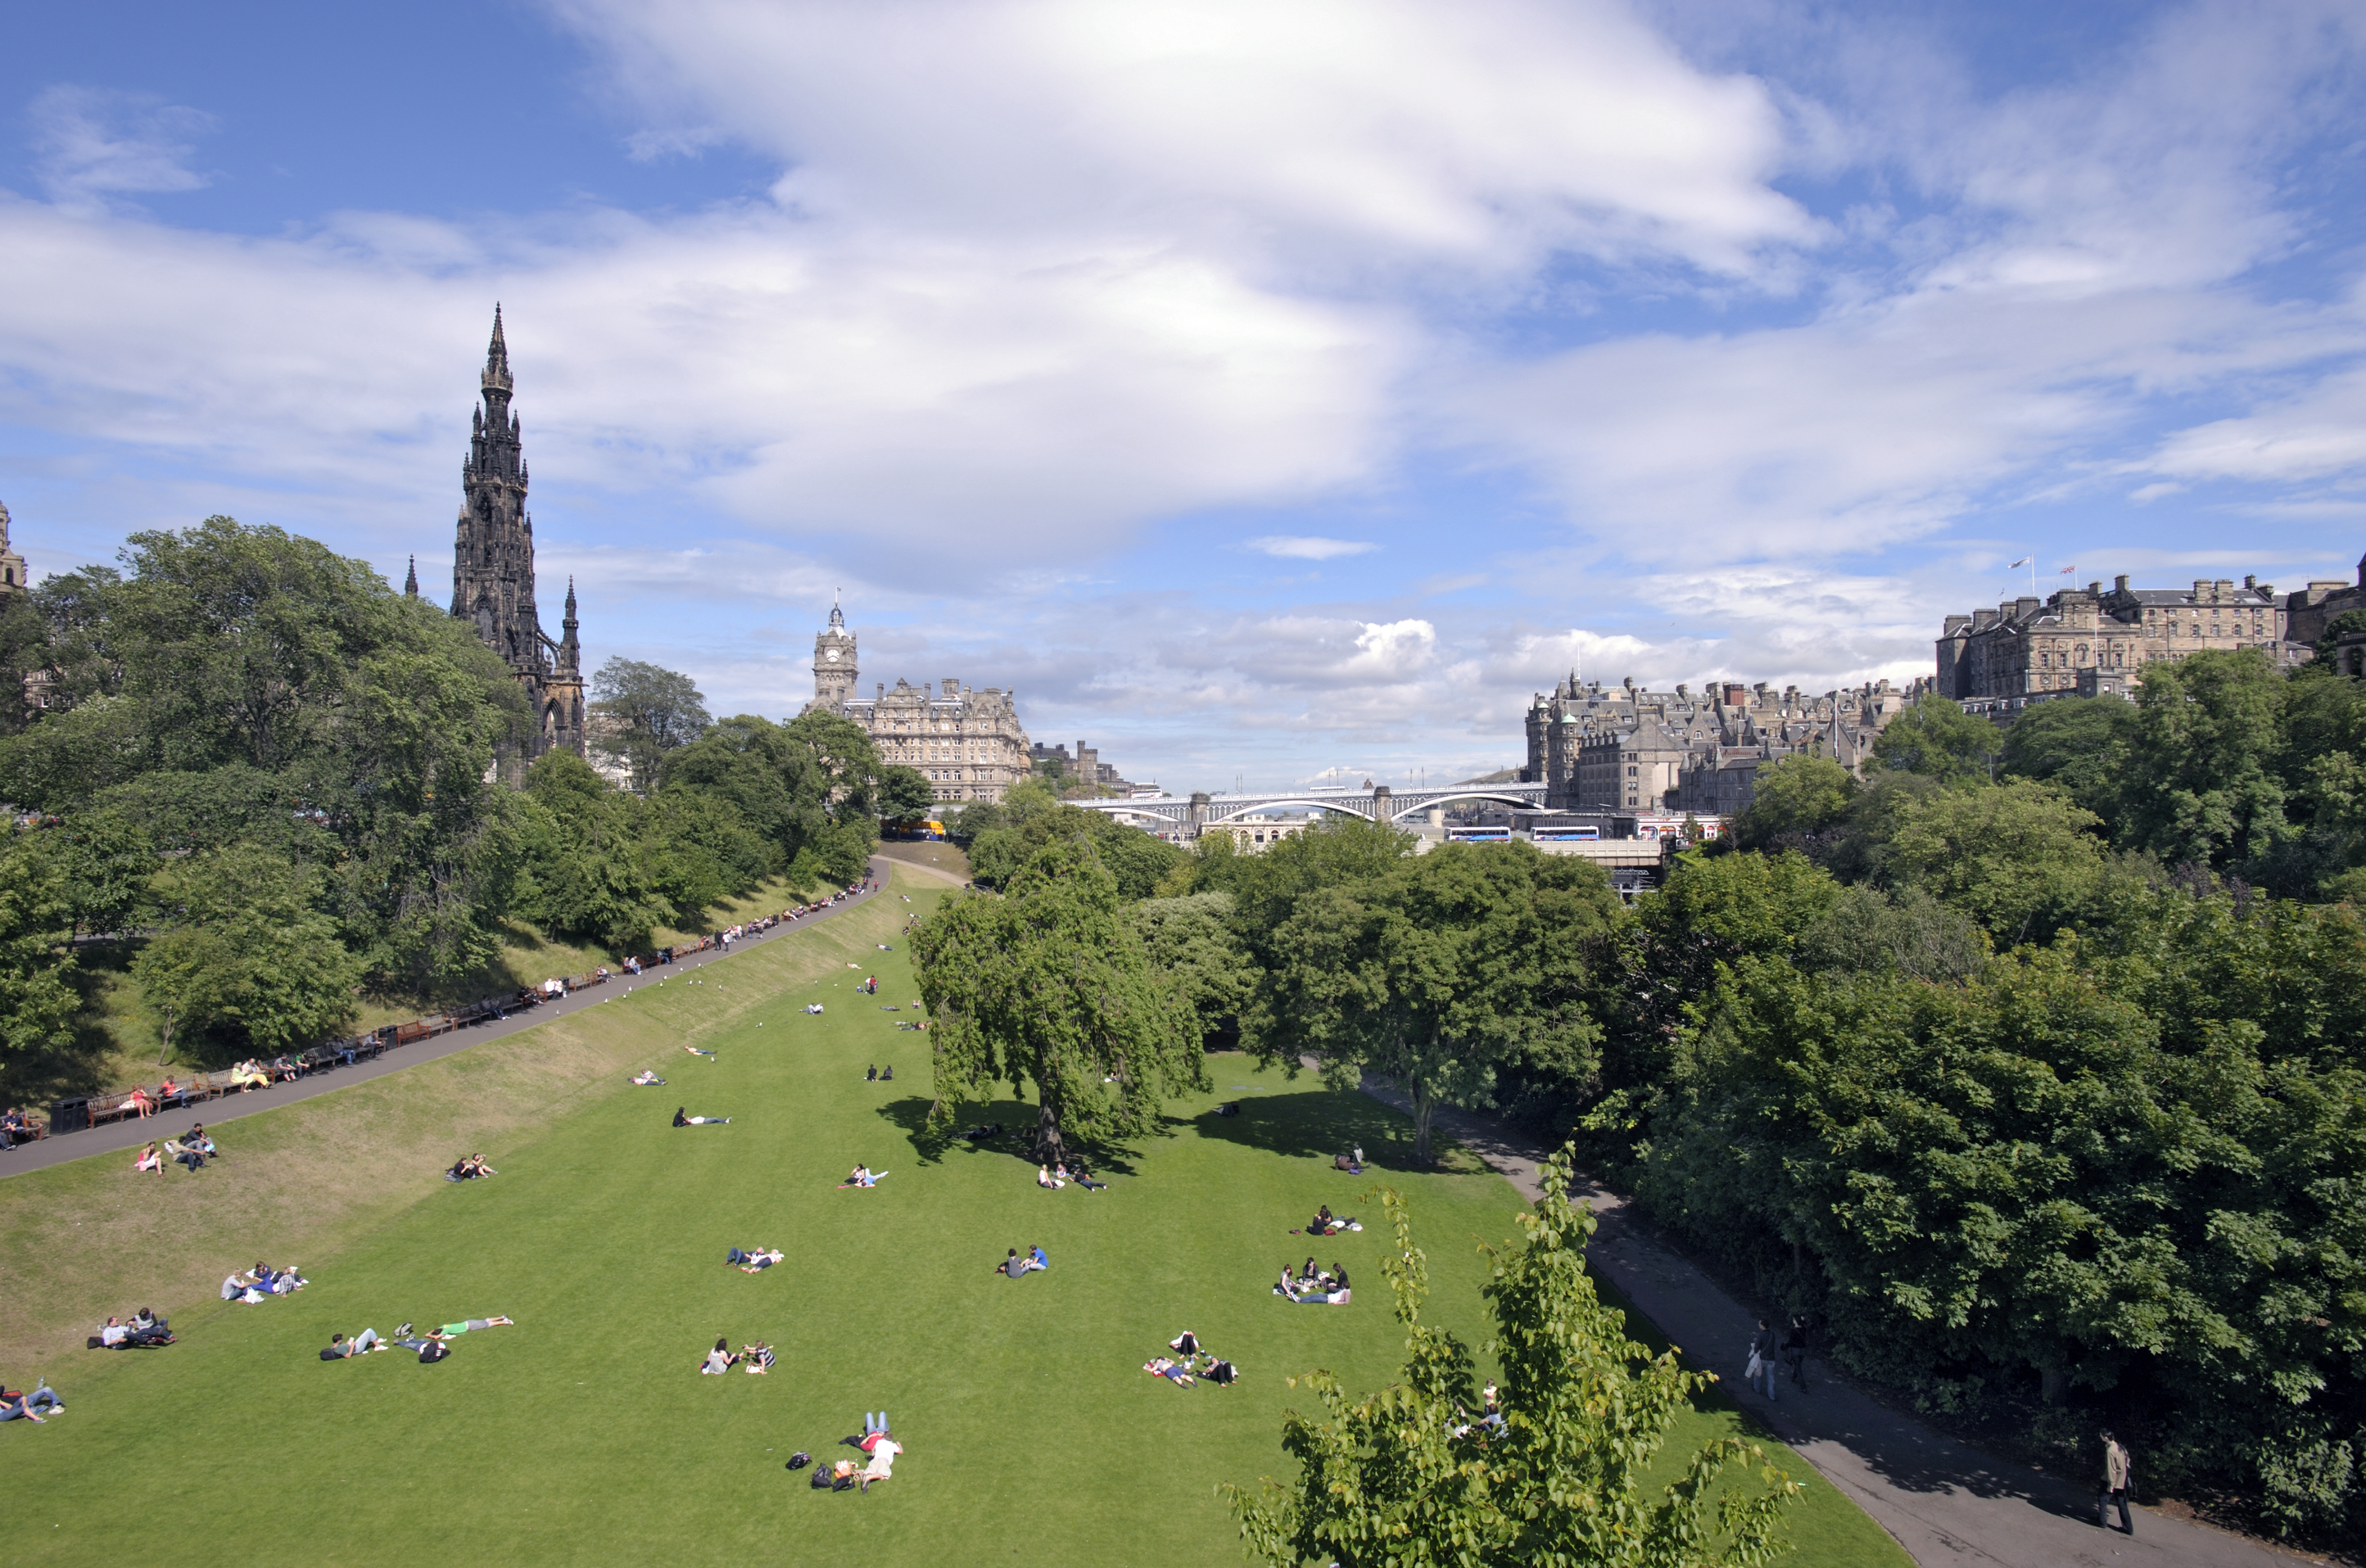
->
[1071, 780, 1548, 835]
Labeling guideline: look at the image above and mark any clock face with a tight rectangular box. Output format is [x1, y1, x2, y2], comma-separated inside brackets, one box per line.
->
[825, 648, 840, 662]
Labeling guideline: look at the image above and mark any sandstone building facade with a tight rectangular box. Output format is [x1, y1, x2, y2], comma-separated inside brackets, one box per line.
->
[1936, 574, 2292, 700]
[432, 309, 586, 782]
[1524, 676, 1916, 815]
[803, 600, 1032, 805]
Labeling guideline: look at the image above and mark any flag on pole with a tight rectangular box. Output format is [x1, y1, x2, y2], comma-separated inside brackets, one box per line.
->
[2060, 565, 2076, 575]
[2009, 556, 2033, 567]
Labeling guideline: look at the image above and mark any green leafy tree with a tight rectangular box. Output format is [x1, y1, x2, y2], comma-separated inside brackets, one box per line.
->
[0, 520, 527, 987]
[133, 843, 360, 1064]
[963, 795, 1183, 897]
[0, 831, 80, 1088]
[877, 765, 939, 822]
[515, 754, 674, 954]
[1227, 1148, 1799, 1567]
[1731, 755, 1857, 850]
[1997, 695, 2132, 820]
[1871, 779, 2106, 946]
[1129, 891, 1260, 1048]
[0, 590, 46, 738]
[913, 838, 1208, 1161]
[1211, 813, 1417, 964]
[1869, 695, 2002, 783]
[2118, 648, 2288, 867]
[1792, 885, 1986, 983]
[1251, 843, 1619, 1164]
[590, 657, 710, 793]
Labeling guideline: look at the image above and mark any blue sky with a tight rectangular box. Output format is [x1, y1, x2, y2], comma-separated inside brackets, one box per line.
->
[2, 0, 2363, 792]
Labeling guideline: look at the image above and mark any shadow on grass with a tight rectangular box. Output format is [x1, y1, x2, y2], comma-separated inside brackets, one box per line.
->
[1191, 1082, 1482, 1175]
[873, 1093, 1157, 1177]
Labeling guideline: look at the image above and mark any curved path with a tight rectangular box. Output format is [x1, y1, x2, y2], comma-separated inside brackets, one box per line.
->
[0, 863, 893, 1182]
[1356, 1078, 2313, 1568]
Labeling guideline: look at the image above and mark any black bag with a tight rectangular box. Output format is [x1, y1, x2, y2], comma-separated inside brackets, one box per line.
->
[785, 1452, 811, 1470]
[809, 1467, 835, 1489]
[87, 1335, 103, 1349]
[319, 1347, 341, 1361]
[418, 1340, 450, 1363]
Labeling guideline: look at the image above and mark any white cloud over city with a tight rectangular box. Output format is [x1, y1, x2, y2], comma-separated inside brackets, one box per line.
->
[2, 0, 2364, 786]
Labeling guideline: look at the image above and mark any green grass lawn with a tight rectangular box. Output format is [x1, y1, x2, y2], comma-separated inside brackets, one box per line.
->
[0, 868, 1907, 1567]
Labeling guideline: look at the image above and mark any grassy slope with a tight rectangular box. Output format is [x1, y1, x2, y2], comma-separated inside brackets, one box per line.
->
[67, 874, 838, 1093]
[875, 838, 971, 883]
[0, 867, 1904, 1568]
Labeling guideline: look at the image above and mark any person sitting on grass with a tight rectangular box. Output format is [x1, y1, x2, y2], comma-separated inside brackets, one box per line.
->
[185, 1124, 219, 1159]
[1037, 1164, 1064, 1190]
[879, 1064, 893, 1080]
[630, 1070, 665, 1087]
[742, 1342, 776, 1374]
[1169, 1331, 1200, 1356]
[1029, 1245, 1049, 1272]
[995, 1248, 1027, 1278]
[729, 1248, 785, 1272]
[674, 1108, 730, 1126]
[840, 1165, 884, 1187]
[446, 1154, 495, 1181]
[134, 1141, 162, 1174]
[699, 1337, 739, 1375]
[866, 1064, 877, 1081]
[1310, 1204, 1337, 1233]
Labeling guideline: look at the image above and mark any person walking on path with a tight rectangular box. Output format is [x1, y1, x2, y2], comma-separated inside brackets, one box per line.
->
[1747, 1320, 1780, 1401]
[1782, 1316, 1809, 1392]
[2099, 1431, 2134, 1534]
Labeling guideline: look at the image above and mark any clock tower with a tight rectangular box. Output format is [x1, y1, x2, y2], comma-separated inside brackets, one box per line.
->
[812, 593, 857, 707]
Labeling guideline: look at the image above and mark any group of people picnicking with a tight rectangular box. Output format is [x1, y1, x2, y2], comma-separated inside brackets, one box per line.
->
[1036, 1160, 1106, 1190]
[1274, 1256, 1351, 1304]
[319, 1316, 513, 1365]
[808, 1412, 902, 1493]
[445, 1152, 497, 1181]
[1142, 1330, 1238, 1389]
[222, 1262, 308, 1303]
[1295, 1204, 1361, 1236]
[992, 1245, 1050, 1278]
[699, 1336, 776, 1375]
[90, 1308, 173, 1349]
[132, 1123, 219, 1173]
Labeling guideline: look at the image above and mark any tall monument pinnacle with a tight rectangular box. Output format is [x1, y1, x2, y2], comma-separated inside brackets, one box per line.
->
[447, 307, 584, 780]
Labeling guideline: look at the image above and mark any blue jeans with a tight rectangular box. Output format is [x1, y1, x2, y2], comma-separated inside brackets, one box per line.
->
[865, 1412, 889, 1435]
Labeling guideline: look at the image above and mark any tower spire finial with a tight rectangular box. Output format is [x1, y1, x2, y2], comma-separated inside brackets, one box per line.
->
[482, 304, 513, 394]
[405, 554, 418, 598]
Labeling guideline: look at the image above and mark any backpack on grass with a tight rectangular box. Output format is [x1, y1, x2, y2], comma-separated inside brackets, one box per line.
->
[785, 1452, 811, 1470]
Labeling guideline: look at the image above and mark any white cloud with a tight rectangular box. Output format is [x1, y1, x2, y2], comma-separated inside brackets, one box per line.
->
[29, 86, 214, 211]
[1246, 535, 1378, 560]
[554, 0, 1813, 278]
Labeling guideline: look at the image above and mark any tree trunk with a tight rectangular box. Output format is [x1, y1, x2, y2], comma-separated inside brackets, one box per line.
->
[1411, 1082, 1436, 1165]
[1031, 1097, 1067, 1167]
[155, 1013, 177, 1068]
[2038, 1360, 2067, 1406]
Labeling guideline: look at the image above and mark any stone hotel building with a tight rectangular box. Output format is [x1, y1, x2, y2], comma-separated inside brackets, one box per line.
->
[1935, 574, 2294, 701]
[804, 599, 1032, 805]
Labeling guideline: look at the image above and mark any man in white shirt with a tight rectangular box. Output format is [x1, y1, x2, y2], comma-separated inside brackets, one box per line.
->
[860, 1438, 902, 1492]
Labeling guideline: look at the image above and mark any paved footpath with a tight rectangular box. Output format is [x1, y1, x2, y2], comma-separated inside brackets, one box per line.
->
[1356, 1078, 2310, 1568]
[0, 861, 895, 1182]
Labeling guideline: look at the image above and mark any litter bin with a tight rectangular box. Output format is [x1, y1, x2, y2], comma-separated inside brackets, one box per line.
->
[50, 1096, 90, 1135]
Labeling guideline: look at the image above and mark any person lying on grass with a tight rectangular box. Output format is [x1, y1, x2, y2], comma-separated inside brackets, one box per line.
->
[1071, 1162, 1106, 1191]
[1142, 1355, 1197, 1386]
[681, 1044, 716, 1058]
[840, 1165, 885, 1187]
[858, 1435, 902, 1491]
[674, 1108, 731, 1126]
[630, 1070, 666, 1087]
[728, 1247, 785, 1272]
[446, 1154, 495, 1180]
[0, 1381, 63, 1422]
[699, 1338, 740, 1375]
[437, 1316, 513, 1335]
[321, 1330, 393, 1358]
[961, 1122, 1004, 1141]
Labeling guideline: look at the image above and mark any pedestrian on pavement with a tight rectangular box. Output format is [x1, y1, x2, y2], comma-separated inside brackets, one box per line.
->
[1782, 1316, 1809, 1391]
[1747, 1320, 1780, 1401]
[2098, 1430, 2133, 1534]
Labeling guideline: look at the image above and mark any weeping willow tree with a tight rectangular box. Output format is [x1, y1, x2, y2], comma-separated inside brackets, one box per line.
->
[912, 836, 1207, 1163]
[1227, 1145, 1800, 1568]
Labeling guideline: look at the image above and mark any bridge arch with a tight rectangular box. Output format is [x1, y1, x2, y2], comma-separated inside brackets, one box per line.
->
[1203, 798, 1373, 825]
[1380, 789, 1541, 820]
